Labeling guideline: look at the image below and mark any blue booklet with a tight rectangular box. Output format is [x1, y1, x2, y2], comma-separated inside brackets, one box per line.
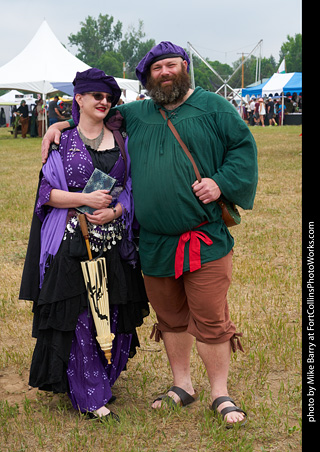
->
[77, 168, 117, 215]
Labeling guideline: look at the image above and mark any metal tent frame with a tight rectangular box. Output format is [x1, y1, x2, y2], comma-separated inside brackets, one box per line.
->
[187, 40, 263, 102]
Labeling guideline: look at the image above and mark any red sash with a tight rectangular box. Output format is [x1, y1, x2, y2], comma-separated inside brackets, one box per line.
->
[174, 221, 213, 279]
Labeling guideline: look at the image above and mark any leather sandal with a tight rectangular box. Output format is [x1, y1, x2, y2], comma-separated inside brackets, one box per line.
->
[152, 386, 199, 408]
[211, 396, 247, 428]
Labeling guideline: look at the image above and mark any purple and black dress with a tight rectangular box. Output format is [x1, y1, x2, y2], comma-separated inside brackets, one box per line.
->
[19, 114, 149, 413]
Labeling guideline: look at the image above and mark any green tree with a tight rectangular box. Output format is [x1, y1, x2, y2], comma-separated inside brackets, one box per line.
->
[279, 34, 302, 72]
[226, 55, 277, 88]
[192, 56, 233, 91]
[68, 14, 123, 67]
[119, 21, 155, 79]
[68, 14, 155, 80]
[98, 51, 124, 78]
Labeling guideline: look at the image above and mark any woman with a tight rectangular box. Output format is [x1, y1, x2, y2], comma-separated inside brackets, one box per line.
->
[253, 98, 260, 126]
[258, 97, 266, 127]
[36, 99, 46, 137]
[19, 68, 149, 421]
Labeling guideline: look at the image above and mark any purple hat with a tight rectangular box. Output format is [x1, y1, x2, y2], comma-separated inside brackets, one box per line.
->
[135, 41, 190, 87]
[72, 68, 121, 125]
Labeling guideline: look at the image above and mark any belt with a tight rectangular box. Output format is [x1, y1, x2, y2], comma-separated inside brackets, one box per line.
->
[174, 221, 213, 279]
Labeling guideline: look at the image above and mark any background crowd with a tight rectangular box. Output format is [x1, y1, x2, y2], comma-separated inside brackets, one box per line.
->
[9, 96, 72, 138]
[233, 92, 302, 127]
[7, 89, 303, 138]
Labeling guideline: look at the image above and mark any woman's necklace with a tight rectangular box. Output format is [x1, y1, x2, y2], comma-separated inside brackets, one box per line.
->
[77, 125, 104, 150]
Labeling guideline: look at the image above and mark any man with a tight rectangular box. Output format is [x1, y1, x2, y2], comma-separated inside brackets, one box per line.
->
[267, 96, 277, 126]
[48, 95, 65, 125]
[248, 97, 256, 126]
[41, 42, 258, 427]
[17, 100, 29, 138]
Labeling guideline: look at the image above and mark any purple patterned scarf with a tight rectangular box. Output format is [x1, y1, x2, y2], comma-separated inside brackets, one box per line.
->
[39, 150, 68, 287]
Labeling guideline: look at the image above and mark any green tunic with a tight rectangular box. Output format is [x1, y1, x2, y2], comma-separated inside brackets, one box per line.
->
[117, 87, 258, 277]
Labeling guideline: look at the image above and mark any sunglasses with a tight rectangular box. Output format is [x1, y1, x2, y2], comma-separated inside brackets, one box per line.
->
[86, 92, 114, 103]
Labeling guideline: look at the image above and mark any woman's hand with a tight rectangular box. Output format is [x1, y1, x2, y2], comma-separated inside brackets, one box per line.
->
[45, 188, 112, 210]
[86, 208, 115, 225]
[86, 190, 112, 210]
[192, 178, 221, 204]
[86, 203, 122, 226]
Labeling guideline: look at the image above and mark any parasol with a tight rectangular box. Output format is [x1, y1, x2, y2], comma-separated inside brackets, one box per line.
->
[78, 214, 115, 364]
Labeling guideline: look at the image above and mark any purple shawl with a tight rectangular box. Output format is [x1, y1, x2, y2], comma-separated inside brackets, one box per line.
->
[39, 150, 68, 287]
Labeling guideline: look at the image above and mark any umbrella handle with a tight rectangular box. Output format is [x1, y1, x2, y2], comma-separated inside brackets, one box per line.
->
[78, 213, 93, 260]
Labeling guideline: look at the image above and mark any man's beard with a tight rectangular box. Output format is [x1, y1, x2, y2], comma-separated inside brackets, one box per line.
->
[146, 64, 191, 106]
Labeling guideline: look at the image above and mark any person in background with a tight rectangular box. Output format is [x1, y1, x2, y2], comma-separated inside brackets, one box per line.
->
[231, 99, 240, 114]
[48, 95, 65, 125]
[258, 97, 266, 127]
[29, 102, 38, 137]
[36, 99, 47, 137]
[278, 98, 286, 125]
[19, 68, 149, 422]
[248, 97, 256, 126]
[253, 98, 260, 125]
[284, 95, 294, 113]
[0, 107, 6, 127]
[246, 99, 252, 125]
[17, 99, 29, 138]
[267, 96, 277, 126]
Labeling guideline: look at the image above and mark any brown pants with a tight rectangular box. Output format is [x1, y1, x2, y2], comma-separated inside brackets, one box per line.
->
[20, 117, 29, 138]
[144, 250, 239, 346]
[37, 120, 46, 137]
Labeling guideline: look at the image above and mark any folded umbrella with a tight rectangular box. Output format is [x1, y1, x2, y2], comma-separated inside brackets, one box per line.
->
[78, 214, 114, 364]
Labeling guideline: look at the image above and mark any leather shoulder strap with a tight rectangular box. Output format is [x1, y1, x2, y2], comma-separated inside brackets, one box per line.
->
[159, 109, 202, 182]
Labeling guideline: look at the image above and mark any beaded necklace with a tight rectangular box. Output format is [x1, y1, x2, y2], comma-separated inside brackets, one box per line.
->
[77, 125, 104, 151]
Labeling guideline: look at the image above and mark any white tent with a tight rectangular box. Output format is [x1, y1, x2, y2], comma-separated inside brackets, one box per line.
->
[242, 72, 302, 97]
[0, 21, 90, 96]
[260, 73, 296, 96]
[0, 20, 140, 96]
[0, 89, 25, 105]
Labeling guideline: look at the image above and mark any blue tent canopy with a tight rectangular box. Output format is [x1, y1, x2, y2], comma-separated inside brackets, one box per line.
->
[282, 72, 302, 94]
[242, 72, 302, 98]
[241, 80, 269, 97]
[52, 82, 74, 96]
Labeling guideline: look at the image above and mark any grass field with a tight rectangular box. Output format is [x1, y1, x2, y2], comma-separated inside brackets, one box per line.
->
[0, 125, 302, 451]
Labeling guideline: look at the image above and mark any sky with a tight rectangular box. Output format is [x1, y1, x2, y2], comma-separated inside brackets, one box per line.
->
[0, 0, 302, 69]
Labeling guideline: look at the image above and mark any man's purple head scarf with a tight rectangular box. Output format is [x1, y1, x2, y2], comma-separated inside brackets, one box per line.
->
[72, 68, 121, 125]
[135, 41, 190, 87]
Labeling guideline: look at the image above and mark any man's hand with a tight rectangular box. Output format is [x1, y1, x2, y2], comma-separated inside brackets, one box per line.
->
[192, 178, 221, 204]
[41, 121, 69, 164]
[41, 128, 61, 163]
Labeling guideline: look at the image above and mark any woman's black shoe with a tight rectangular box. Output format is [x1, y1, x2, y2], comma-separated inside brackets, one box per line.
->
[84, 410, 120, 423]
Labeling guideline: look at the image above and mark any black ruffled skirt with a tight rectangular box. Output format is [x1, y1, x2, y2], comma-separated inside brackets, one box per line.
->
[27, 233, 149, 394]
